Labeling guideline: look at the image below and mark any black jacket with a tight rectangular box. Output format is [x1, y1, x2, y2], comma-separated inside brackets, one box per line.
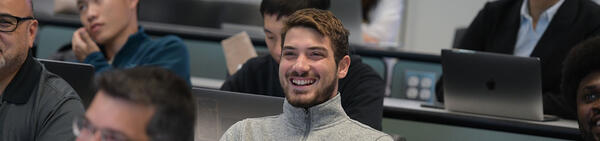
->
[221, 54, 385, 130]
[437, 0, 600, 119]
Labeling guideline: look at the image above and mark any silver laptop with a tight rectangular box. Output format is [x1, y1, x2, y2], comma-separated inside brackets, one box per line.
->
[192, 88, 283, 141]
[38, 59, 96, 108]
[441, 49, 546, 121]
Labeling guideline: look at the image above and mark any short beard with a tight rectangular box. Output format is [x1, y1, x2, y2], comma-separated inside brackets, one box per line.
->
[579, 121, 598, 141]
[0, 57, 5, 69]
[581, 131, 596, 141]
[287, 79, 338, 108]
[0, 50, 27, 79]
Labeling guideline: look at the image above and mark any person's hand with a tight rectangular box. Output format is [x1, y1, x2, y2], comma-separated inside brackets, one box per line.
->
[362, 33, 380, 47]
[72, 28, 100, 61]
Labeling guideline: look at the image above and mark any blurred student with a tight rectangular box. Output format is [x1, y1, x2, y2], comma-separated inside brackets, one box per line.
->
[361, 0, 403, 47]
[72, 0, 191, 83]
[75, 67, 196, 141]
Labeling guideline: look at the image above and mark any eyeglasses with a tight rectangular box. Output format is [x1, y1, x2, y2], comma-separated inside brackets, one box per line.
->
[72, 116, 131, 141]
[0, 14, 35, 32]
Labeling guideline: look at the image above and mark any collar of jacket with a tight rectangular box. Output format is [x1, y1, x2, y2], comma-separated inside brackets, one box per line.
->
[282, 92, 347, 130]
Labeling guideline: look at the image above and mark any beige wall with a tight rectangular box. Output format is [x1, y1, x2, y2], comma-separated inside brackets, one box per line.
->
[403, 0, 492, 55]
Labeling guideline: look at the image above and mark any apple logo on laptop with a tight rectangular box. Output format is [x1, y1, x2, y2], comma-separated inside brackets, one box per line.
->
[486, 78, 496, 90]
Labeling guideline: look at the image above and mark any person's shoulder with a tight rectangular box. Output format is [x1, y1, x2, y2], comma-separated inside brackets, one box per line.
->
[246, 55, 274, 65]
[141, 35, 189, 58]
[341, 119, 393, 140]
[345, 55, 384, 82]
[473, 0, 520, 16]
[236, 115, 280, 127]
[578, 0, 600, 17]
[36, 66, 83, 110]
[485, 0, 521, 9]
[241, 55, 275, 71]
[348, 55, 378, 74]
[146, 35, 187, 50]
[222, 115, 280, 136]
[155, 35, 185, 44]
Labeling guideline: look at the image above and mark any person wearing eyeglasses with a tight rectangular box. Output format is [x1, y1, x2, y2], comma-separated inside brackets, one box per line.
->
[71, 0, 191, 84]
[0, 0, 85, 140]
[73, 67, 196, 141]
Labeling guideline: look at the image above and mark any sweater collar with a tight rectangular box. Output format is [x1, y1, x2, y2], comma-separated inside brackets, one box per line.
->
[2, 52, 42, 104]
[282, 92, 347, 129]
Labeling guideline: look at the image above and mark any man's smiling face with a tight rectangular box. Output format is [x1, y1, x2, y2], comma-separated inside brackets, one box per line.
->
[577, 71, 600, 141]
[279, 26, 348, 108]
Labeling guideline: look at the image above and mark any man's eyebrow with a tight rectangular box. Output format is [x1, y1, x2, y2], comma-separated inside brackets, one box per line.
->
[307, 46, 327, 52]
[264, 28, 272, 34]
[282, 46, 296, 50]
[584, 85, 599, 90]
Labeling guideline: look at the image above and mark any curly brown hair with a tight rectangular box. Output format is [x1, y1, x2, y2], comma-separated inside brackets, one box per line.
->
[280, 8, 350, 64]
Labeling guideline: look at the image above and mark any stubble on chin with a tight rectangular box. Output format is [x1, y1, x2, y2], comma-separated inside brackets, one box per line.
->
[285, 80, 338, 108]
[0, 57, 5, 69]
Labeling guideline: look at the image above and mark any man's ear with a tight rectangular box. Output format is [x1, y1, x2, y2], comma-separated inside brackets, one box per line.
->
[129, 0, 139, 10]
[337, 55, 351, 79]
[27, 20, 38, 49]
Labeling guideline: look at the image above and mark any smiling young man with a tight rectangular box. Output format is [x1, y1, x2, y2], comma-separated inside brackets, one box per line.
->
[221, 0, 385, 130]
[562, 37, 600, 141]
[220, 9, 392, 141]
[72, 0, 190, 83]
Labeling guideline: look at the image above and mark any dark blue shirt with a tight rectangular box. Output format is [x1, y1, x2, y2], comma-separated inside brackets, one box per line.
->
[84, 26, 191, 84]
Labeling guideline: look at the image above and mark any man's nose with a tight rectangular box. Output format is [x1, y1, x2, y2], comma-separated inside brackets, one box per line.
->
[291, 55, 310, 75]
[85, 4, 99, 23]
[592, 101, 600, 115]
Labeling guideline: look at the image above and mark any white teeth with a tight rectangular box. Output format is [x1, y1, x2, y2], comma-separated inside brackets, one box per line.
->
[292, 79, 314, 86]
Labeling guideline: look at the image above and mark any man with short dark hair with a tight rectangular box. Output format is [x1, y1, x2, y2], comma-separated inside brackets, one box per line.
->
[561, 37, 600, 141]
[0, 0, 85, 140]
[220, 9, 392, 141]
[72, 0, 191, 84]
[221, 0, 385, 130]
[74, 67, 196, 141]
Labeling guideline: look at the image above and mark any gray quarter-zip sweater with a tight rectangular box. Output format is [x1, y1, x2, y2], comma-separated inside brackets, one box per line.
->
[220, 93, 393, 141]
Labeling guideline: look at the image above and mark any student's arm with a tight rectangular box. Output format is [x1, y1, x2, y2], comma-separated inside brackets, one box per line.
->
[72, 28, 113, 73]
[83, 52, 112, 73]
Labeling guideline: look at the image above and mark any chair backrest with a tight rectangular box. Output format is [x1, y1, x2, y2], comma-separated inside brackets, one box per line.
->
[38, 59, 96, 108]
